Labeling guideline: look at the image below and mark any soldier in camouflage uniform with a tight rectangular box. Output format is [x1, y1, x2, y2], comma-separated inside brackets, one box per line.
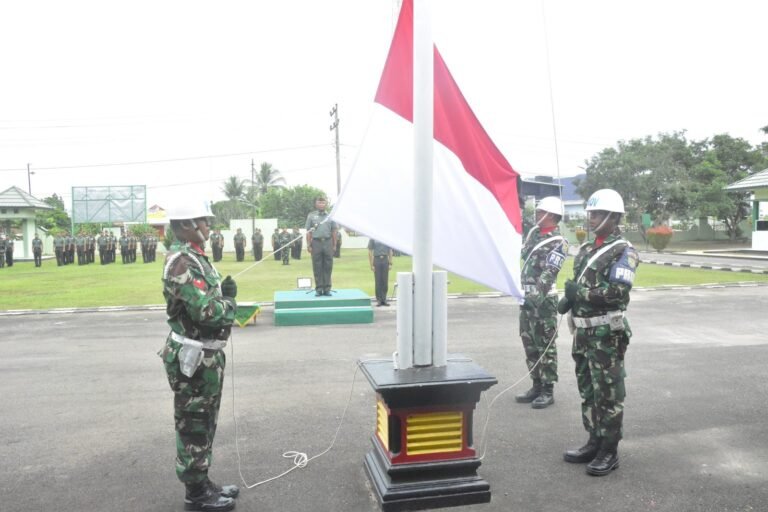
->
[515, 196, 568, 409]
[278, 227, 292, 265]
[560, 189, 640, 477]
[158, 201, 240, 511]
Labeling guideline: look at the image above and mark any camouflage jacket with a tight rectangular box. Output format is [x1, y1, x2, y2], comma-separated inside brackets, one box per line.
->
[570, 230, 639, 318]
[162, 243, 235, 341]
[521, 226, 568, 306]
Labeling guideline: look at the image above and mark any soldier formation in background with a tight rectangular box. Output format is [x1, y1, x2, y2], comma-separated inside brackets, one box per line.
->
[141, 233, 158, 263]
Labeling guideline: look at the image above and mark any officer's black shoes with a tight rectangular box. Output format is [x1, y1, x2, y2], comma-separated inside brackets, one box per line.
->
[531, 385, 554, 409]
[563, 436, 600, 463]
[323, 289, 332, 296]
[205, 478, 240, 499]
[184, 483, 235, 511]
[315, 290, 323, 297]
[514, 384, 542, 403]
[586, 445, 619, 476]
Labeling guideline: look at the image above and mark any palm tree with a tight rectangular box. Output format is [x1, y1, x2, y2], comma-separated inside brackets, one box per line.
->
[221, 176, 246, 201]
[253, 162, 286, 196]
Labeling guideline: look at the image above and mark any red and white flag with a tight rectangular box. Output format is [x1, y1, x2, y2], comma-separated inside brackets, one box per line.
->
[332, 0, 523, 298]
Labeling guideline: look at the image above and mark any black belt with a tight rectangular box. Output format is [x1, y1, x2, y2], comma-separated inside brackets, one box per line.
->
[375, 255, 388, 258]
[313, 237, 330, 240]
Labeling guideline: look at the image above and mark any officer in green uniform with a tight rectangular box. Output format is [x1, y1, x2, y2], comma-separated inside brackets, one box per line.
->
[5, 235, 14, 266]
[251, 228, 263, 261]
[367, 239, 393, 306]
[233, 228, 246, 262]
[271, 228, 280, 260]
[210, 229, 223, 262]
[305, 196, 337, 296]
[119, 231, 130, 264]
[278, 227, 292, 265]
[290, 228, 302, 260]
[560, 189, 639, 476]
[87, 233, 96, 263]
[32, 234, 44, 267]
[0, 234, 6, 268]
[76, 231, 87, 265]
[54, 233, 65, 266]
[158, 201, 240, 511]
[515, 196, 568, 409]
[65, 232, 74, 265]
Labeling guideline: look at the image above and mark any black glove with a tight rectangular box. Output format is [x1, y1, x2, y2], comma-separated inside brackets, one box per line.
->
[221, 275, 237, 299]
[557, 297, 572, 315]
[564, 280, 582, 302]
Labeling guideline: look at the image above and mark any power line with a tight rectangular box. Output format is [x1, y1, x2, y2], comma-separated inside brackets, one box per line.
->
[0, 143, 331, 172]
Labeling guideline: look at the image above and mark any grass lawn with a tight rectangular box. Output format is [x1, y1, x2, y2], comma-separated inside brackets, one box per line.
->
[1, 248, 766, 310]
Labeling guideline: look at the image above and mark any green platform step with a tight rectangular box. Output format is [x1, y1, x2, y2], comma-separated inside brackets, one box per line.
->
[274, 289, 374, 326]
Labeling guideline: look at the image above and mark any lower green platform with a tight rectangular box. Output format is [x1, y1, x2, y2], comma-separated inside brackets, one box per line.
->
[274, 288, 374, 326]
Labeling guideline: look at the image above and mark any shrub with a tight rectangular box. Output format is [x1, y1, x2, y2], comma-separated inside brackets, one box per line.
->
[646, 225, 673, 252]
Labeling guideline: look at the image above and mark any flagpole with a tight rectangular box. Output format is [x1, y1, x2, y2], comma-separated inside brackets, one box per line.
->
[412, 0, 433, 367]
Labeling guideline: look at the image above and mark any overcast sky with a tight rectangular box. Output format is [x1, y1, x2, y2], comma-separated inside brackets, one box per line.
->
[1, 0, 766, 211]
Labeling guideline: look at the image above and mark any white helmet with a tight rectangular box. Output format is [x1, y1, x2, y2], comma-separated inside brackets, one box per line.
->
[585, 189, 624, 213]
[167, 201, 215, 221]
[536, 196, 564, 217]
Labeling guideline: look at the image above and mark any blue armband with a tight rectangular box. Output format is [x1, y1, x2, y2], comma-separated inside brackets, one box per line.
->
[610, 247, 639, 285]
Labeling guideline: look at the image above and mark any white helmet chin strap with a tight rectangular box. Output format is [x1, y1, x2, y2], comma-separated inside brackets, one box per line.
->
[590, 212, 612, 237]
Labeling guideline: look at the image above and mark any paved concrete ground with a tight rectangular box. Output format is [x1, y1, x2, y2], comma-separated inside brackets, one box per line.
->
[2, 286, 767, 512]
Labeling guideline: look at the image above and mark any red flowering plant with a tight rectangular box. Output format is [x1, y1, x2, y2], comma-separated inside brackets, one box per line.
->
[646, 225, 673, 252]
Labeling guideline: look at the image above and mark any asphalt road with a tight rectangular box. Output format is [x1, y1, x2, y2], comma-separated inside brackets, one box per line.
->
[637, 250, 768, 272]
[1, 286, 767, 512]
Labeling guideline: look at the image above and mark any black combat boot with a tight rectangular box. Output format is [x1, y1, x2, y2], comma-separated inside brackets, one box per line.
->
[184, 482, 236, 511]
[514, 382, 542, 403]
[531, 384, 554, 409]
[586, 440, 619, 476]
[205, 478, 240, 499]
[563, 435, 600, 463]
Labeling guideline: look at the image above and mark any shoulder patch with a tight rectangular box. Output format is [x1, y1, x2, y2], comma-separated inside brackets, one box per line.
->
[610, 247, 639, 285]
[546, 243, 567, 271]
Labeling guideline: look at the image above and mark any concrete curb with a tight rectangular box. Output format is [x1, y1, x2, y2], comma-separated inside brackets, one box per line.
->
[641, 258, 768, 274]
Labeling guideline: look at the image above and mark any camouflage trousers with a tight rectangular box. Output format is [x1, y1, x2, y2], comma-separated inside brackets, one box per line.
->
[572, 323, 630, 444]
[518, 296, 559, 385]
[161, 336, 226, 485]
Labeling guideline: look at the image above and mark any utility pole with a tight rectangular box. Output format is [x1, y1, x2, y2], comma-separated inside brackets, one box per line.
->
[27, 163, 32, 195]
[251, 159, 256, 234]
[329, 104, 340, 196]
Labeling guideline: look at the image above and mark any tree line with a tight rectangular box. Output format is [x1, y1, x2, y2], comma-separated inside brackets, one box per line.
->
[575, 127, 768, 240]
[212, 161, 329, 229]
